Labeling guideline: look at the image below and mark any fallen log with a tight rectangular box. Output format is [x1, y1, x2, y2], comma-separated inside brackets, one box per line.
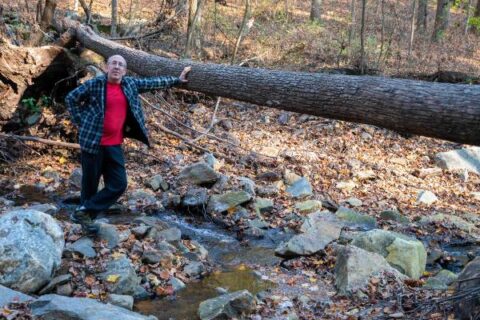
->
[64, 19, 480, 145]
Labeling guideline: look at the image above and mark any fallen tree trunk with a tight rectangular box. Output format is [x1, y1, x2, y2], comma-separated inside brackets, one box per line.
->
[0, 38, 63, 120]
[64, 19, 480, 145]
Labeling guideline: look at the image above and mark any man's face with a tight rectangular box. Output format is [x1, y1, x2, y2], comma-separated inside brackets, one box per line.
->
[106, 55, 127, 83]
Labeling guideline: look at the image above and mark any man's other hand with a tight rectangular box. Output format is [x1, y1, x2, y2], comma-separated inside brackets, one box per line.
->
[179, 66, 192, 83]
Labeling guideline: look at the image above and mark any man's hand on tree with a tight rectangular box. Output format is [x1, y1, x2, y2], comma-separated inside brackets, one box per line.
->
[179, 66, 192, 83]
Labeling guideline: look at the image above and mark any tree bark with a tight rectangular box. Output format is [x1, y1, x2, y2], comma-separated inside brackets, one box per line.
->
[310, 0, 322, 21]
[111, 0, 118, 37]
[63, 19, 480, 145]
[30, 0, 57, 46]
[416, 0, 428, 32]
[185, 0, 203, 57]
[432, 0, 453, 41]
[0, 38, 63, 121]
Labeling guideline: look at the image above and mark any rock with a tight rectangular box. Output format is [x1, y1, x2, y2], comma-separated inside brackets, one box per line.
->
[39, 274, 72, 295]
[351, 229, 427, 279]
[334, 245, 405, 295]
[69, 168, 83, 189]
[256, 171, 282, 182]
[27, 203, 58, 214]
[97, 223, 120, 249]
[0, 209, 64, 293]
[417, 190, 438, 205]
[31, 294, 157, 320]
[203, 153, 223, 171]
[177, 162, 219, 186]
[134, 217, 169, 233]
[238, 177, 256, 196]
[244, 227, 266, 238]
[184, 261, 205, 278]
[161, 192, 182, 208]
[294, 200, 322, 214]
[26, 113, 41, 125]
[424, 269, 457, 290]
[256, 184, 280, 197]
[156, 227, 182, 242]
[100, 256, 141, 296]
[248, 218, 269, 229]
[336, 180, 357, 191]
[379, 210, 409, 224]
[207, 191, 252, 213]
[211, 174, 229, 193]
[276, 213, 342, 258]
[285, 178, 313, 199]
[335, 206, 377, 229]
[454, 257, 480, 319]
[0, 285, 33, 308]
[345, 197, 362, 207]
[414, 167, 443, 178]
[278, 112, 290, 125]
[56, 283, 73, 296]
[107, 294, 134, 310]
[435, 147, 480, 175]
[128, 189, 157, 206]
[146, 175, 168, 192]
[169, 277, 186, 292]
[283, 169, 302, 185]
[132, 225, 150, 238]
[419, 213, 478, 233]
[360, 132, 372, 141]
[142, 249, 173, 264]
[182, 187, 209, 207]
[232, 207, 249, 222]
[254, 198, 274, 215]
[198, 290, 255, 320]
[219, 119, 233, 131]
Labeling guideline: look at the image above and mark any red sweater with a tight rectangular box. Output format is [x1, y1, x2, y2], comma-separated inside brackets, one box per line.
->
[100, 82, 128, 145]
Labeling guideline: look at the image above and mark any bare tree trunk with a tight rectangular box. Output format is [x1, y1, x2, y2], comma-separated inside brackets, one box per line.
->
[62, 18, 480, 145]
[360, 0, 367, 74]
[465, 0, 472, 34]
[475, 0, 480, 16]
[416, 0, 428, 32]
[30, 0, 57, 46]
[73, 0, 79, 11]
[348, 0, 356, 48]
[111, 0, 118, 37]
[408, 0, 416, 56]
[78, 0, 91, 22]
[376, 0, 385, 67]
[432, 0, 453, 41]
[232, 0, 251, 63]
[36, 0, 44, 23]
[310, 0, 322, 22]
[185, 0, 203, 57]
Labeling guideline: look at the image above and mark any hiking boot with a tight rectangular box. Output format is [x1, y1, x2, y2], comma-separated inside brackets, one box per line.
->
[71, 207, 99, 235]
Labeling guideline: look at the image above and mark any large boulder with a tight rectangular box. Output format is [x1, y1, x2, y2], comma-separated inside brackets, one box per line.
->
[435, 147, 480, 174]
[31, 294, 157, 320]
[177, 162, 219, 186]
[351, 229, 427, 279]
[0, 209, 64, 293]
[454, 257, 480, 320]
[0, 285, 33, 308]
[335, 245, 405, 295]
[99, 256, 141, 296]
[198, 290, 256, 320]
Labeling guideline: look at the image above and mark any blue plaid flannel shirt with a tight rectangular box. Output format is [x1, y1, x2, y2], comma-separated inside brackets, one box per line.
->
[65, 75, 180, 154]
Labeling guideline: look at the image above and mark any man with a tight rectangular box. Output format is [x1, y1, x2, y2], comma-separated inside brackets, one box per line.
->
[65, 54, 191, 233]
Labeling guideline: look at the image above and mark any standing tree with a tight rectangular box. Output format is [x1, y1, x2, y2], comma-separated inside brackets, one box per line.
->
[111, 0, 117, 37]
[475, 0, 480, 16]
[29, 0, 57, 45]
[416, 0, 428, 32]
[360, 0, 367, 74]
[310, 0, 322, 22]
[432, 0, 453, 41]
[185, 0, 204, 57]
[408, 0, 417, 56]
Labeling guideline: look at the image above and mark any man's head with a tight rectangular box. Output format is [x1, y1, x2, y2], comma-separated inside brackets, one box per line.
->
[106, 55, 127, 84]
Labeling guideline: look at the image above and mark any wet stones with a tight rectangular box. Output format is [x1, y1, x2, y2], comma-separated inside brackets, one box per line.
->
[198, 290, 256, 320]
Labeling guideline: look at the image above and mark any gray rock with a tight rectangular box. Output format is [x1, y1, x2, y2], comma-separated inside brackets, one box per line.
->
[248, 218, 269, 229]
[345, 197, 362, 207]
[132, 225, 151, 238]
[454, 257, 480, 320]
[0, 209, 64, 293]
[39, 274, 72, 295]
[27, 203, 58, 214]
[278, 112, 290, 125]
[156, 227, 182, 242]
[134, 217, 169, 233]
[182, 187, 209, 207]
[198, 290, 255, 320]
[184, 261, 205, 278]
[379, 210, 409, 224]
[285, 178, 313, 199]
[31, 294, 157, 320]
[146, 175, 169, 192]
[435, 147, 480, 175]
[207, 191, 252, 214]
[107, 294, 134, 310]
[66, 237, 96, 258]
[177, 162, 219, 186]
[0, 285, 33, 308]
[211, 174, 229, 193]
[335, 206, 377, 229]
[232, 207, 249, 222]
[203, 153, 223, 171]
[169, 277, 186, 292]
[424, 269, 458, 290]
[142, 249, 173, 264]
[283, 169, 302, 185]
[335, 245, 405, 295]
[244, 227, 266, 239]
[69, 168, 83, 189]
[417, 190, 438, 205]
[97, 223, 120, 249]
[26, 113, 41, 126]
[351, 229, 427, 279]
[294, 200, 322, 214]
[254, 198, 274, 215]
[256, 184, 280, 197]
[419, 213, 478, 233]
[128, 189, 157, 206]
[275, 213, 342, 258]
[100, 256, 141, 296]
[238, 177, 256, 197]
[161, 192, 182, 208]
[56, 283, 73, 296]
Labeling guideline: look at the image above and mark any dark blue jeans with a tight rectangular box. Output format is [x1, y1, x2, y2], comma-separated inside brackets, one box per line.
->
[81, 145, 127, 213]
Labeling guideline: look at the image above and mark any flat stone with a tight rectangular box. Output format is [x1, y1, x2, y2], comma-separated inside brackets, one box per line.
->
[66, 237, 96, 258]
[424, 269, 458, 290]
[345, 197, 362, 207]
[132, 225, 150, 238]
[335, 206, 377, 229]
[379, 210, 409, 224]
[177, 162, 219, 186]
[39, 274, 72, 295]
[156, 227, 182, 242]
[417, 190, 438, 205]
[420, 213, 478, 233]
[294, 200, 322, 214]
[198, 290, 255, 320]
[435, 147, 480, 175]
[254, 198, 274, 215]
[107, 294, 134, 310]
[169, 277, 186, 292]
[286, 178, 313, 199]
[0, 285, 33, 308]
[100, 256, 141, 296]
[207, 191, 252, 213]
[97, 223, 120, 249]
